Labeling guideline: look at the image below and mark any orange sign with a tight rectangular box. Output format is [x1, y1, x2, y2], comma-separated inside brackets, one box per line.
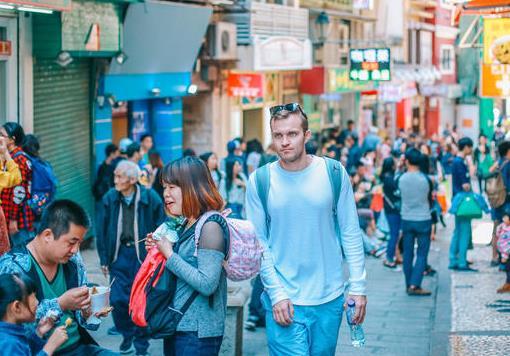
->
[481, 64, 510, 97]
[0, 41, 11, 56]
[227, 73, 264, 97]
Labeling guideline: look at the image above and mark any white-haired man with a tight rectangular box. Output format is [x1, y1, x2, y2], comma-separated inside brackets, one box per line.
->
[97, 160, 165, 355]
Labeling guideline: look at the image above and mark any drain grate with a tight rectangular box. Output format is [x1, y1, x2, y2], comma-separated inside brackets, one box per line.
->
[455, 285, 473, 289]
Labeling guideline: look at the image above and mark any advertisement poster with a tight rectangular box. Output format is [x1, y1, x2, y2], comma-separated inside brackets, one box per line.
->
[483, 18, 510, 65]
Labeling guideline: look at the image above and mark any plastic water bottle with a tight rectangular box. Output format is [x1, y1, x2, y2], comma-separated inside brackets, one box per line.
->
[346, 298, 365, 347]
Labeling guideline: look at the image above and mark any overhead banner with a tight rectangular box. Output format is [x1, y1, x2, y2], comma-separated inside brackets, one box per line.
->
[483, 18, 510, 65]
[481, 64, 510, 97]
[227, 73, 264, 97]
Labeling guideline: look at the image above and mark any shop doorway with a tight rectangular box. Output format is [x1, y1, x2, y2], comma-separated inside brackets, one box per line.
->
[243, 108, 264, 142]
[112, 102, 128, 145]
[0, 17, 17, 124]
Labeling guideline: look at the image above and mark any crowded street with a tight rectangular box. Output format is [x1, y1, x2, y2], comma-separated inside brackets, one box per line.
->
[2, 0, 510, 356]
[81, 217, 509, 355]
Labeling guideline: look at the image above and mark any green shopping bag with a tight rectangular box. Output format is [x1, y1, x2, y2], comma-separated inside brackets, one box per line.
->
[456, 194, 483, 219]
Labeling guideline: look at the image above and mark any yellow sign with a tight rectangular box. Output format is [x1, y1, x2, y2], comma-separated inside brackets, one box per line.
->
[481, 64, 510, 98]
[483, 18, 510, 65]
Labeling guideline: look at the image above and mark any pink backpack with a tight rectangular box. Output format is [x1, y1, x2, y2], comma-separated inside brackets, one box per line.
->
[194, 211, 262, 281]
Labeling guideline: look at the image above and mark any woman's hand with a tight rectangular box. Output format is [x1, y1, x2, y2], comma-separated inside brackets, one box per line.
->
[145, 233, 156, 251]
[155, 237, 174, 259]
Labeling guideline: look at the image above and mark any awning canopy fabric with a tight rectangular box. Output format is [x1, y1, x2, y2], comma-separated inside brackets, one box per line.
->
[104, 1, 212, 100]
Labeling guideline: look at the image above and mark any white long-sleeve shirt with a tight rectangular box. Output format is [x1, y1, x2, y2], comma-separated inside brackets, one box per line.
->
[246, 156, 367, 306]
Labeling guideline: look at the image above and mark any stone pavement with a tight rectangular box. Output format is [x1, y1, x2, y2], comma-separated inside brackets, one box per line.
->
[79, 216, 508, 355]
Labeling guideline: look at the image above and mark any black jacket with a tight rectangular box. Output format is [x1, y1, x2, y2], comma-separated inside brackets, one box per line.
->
[97, 184, 166, 266]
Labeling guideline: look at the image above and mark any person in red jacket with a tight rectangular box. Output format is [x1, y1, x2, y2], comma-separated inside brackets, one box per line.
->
[0, 123, 34, 248]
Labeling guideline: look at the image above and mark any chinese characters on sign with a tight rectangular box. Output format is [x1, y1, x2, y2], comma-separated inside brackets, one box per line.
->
[227, 73, 265, 97]
[481, 64, 510, 98]
[349, 48, 391, 81]
[0, 41, 12, 56]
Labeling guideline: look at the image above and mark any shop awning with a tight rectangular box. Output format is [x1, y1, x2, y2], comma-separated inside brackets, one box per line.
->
[393, 66, 441, 85]
[104, 1, 212, 101]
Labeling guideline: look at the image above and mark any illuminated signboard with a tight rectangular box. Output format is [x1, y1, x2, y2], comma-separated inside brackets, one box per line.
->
[349, 48, 391, 81]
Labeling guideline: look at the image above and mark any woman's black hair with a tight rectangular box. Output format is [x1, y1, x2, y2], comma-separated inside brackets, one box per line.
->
[246, 139, 264, 155]
[22, 134, 40, 157]
[0, 273, 37, 319]
[3, 122, 26, 147]
[225, 157, 243, 192]
[381, 157, 395, 177]
[199, 151, 214, 164]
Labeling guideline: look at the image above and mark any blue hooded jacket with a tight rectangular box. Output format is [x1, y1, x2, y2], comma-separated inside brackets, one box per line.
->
[0, 321, 47, 356]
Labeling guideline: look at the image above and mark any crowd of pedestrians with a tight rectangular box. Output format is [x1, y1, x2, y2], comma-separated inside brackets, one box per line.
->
[1, 103, 510, 355]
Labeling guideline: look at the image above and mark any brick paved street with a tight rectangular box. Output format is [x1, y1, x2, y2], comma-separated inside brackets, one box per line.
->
[81, 216, 510, 355]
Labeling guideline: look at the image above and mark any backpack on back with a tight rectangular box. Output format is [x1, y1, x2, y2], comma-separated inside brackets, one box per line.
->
[486, 161, 508, 208]
[255, 157, 343, 238]
[194, 212, 262, 282]
[13, 152, 57, 216]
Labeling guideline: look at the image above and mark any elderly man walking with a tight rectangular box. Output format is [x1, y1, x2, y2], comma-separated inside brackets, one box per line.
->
[97, 160, 165, 355]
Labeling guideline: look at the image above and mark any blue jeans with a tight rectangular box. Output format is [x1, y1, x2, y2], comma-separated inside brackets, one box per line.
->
[163, 332, 223, 356]
[402, 220, 432, 288]
[449, 217, 472, 268]
[261, 292, 344, 356]
[110, 246, 149, 354]
[386, 213, 401, 262]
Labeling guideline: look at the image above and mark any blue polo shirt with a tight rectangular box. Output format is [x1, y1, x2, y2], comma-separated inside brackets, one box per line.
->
[452, 156, 470, 197]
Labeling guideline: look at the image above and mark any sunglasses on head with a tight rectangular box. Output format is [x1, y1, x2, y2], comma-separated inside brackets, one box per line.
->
[269, 103, 305, 117]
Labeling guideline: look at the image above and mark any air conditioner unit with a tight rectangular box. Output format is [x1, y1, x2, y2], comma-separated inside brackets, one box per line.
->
[207, 22, 237, 60]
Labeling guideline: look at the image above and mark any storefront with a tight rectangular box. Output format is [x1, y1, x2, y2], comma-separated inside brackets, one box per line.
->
[300, 67, 373, 136]
[31, 0, 121, 216]
[103, 1, 212, 163]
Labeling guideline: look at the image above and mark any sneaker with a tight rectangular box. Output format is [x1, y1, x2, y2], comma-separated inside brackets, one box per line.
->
[423, 267, 437, 277]
[383, 260, 397, 269]
[120, 338, 135, 355]
[108, 326, 121, 336]
[407, 287, 432, 296]
[497, 283, 510, 294]
[448, 265, 458, 270]
[245, 315, 261, 331]
[457, 266, 479, 272]
[490, 259, 500, 267]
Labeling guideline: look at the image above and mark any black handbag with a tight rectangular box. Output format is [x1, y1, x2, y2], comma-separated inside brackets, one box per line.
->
[144, 229, 198, 339]
[144, 265, 198, 339]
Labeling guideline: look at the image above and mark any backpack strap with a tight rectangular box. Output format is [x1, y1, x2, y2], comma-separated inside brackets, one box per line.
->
[323, 157, 342, 237]
[193, 211, 224, 257]
[179, 291, 199, 314]
[255, 164, 271, 235]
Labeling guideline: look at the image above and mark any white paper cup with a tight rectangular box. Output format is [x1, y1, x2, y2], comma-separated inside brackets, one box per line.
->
[89, 286, 110, 314]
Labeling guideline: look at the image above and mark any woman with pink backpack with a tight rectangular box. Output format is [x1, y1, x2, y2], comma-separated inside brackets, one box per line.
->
[144, 156, 228, 355]
[142, 156, 261, 355]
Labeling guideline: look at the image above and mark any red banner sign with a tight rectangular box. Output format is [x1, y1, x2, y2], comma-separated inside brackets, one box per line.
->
[227, 73, 264, 97]
[0, 41, 12, 56]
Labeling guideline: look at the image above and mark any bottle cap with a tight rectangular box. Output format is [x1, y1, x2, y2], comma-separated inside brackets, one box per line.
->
[347, 298, 355, 307]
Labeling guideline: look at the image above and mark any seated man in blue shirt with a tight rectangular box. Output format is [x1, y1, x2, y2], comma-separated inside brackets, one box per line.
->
[450, 137, 477, 272]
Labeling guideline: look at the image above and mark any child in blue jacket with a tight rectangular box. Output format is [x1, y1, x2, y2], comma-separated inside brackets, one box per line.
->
[0, 273, 68, 355]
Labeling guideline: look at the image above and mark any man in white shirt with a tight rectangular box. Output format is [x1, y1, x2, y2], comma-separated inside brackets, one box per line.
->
[246, 103, 367, 355]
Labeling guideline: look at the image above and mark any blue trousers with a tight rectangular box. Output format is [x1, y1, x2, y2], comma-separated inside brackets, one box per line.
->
[402, 220, 432, 289]
[110, 245, 149, 354]
[261, 292, 344, 356]
[449, 217, 472, 269]
[163, 332, 223, 356]
[386, 213, 401, 262]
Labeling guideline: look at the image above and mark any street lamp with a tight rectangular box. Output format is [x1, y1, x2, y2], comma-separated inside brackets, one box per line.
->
[315, 12, 331, 45]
